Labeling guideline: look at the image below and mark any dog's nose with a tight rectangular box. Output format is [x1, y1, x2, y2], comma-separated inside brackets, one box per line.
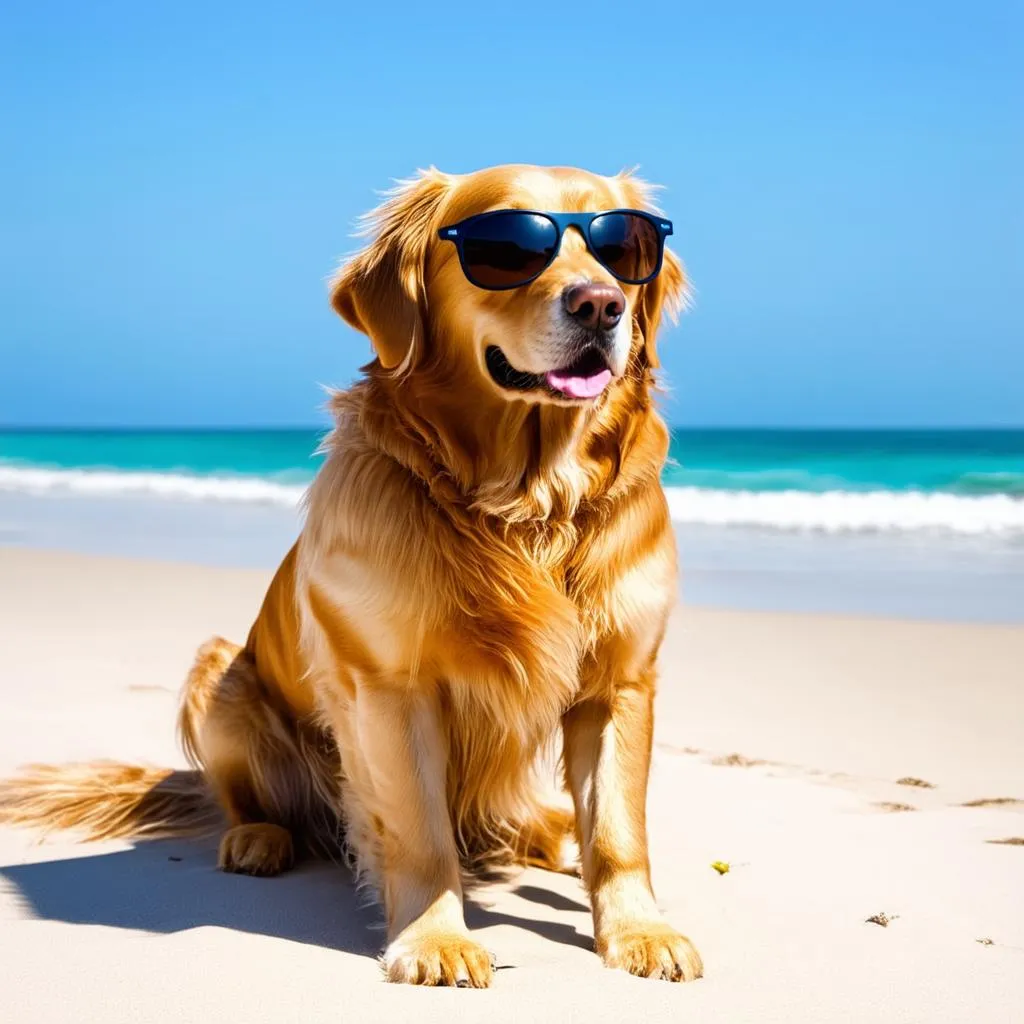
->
[563, 282, 625, 331]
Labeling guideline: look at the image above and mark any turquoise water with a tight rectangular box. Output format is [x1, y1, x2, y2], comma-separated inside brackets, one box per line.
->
[2, 428, 1023, 493]
[1, 428, 1023, 535]
[0, 429, 326, 484]
[665, 430, 1024, 496]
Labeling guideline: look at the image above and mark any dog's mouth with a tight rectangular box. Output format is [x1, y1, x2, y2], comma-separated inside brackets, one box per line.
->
[485, 346, 613, 400]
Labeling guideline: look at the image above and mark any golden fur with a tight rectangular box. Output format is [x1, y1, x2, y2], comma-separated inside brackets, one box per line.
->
[0, 164, 703, 987]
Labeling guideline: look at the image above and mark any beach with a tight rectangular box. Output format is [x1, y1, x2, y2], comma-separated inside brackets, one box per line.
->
[4, 1, 1018, 1015]
[1, 545, 1021, 1023]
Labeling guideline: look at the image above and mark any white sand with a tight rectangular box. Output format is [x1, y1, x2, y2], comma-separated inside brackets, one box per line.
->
[1, 547, 1021, 1023]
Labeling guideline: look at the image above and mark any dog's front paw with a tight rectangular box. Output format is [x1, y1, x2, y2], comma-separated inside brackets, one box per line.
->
[384, 931, 494, 988]
[598, 921, 703, 982]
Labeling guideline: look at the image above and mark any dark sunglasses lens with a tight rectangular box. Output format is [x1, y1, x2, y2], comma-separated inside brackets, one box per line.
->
[589, 213, 661, 283]
[461, 213, 558, 288]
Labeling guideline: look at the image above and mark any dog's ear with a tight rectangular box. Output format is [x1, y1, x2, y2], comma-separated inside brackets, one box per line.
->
[635, 247, 687, 370]
[331, 170, 452, 370]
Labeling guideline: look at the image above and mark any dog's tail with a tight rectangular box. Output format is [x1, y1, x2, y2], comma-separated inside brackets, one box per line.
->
[0, 761, 222, 842]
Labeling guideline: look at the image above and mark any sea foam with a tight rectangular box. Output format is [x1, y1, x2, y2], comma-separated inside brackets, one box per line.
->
[664, 486, 1024, 536]
[1, 465, 1022, 536]
[0, 465, 306, 508]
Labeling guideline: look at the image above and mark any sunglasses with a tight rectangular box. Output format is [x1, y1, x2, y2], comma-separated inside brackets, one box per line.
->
[437, 209, 673, 291]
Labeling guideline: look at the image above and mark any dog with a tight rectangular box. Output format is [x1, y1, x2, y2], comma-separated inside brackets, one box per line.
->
[0, 164, 703, 988]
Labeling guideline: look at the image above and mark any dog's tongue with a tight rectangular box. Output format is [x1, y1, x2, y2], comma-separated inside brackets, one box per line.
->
[544, 367, 612, 399]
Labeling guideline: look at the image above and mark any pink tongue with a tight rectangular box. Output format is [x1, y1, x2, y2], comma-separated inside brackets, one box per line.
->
[544, 367, 612, 399]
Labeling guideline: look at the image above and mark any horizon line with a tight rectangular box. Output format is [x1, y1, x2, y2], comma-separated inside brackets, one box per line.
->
[2, 424, 1023, 433]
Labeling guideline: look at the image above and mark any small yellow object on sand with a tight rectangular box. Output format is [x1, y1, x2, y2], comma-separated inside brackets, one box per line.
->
[711, 861, 730, 875]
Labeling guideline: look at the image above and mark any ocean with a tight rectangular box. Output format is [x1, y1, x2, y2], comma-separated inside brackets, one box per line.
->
[2, 428, 1022, 621]
[1, 428, 1023, 535]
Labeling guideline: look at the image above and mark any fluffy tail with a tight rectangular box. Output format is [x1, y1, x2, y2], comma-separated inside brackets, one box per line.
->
[0, 761, 222, 842]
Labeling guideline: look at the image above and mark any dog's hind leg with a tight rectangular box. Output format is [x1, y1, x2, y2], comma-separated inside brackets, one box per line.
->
[513, 803, 580, 874]
[179, 637, 338, 876]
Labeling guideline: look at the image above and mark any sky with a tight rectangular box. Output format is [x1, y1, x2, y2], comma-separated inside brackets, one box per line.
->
[0, 1, 1021, 428]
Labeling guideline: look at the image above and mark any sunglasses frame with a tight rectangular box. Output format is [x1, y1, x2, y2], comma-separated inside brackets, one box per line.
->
[437, 209, 673, 291]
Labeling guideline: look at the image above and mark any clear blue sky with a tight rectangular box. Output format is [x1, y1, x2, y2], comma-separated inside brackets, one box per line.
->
[1, 1, 1020, 427]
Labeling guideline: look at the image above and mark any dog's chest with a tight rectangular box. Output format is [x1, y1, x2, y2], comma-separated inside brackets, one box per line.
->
[440, 523, 670, 710]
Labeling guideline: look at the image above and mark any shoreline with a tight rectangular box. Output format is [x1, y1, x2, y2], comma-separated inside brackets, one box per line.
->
[3, 487, 1024, 624]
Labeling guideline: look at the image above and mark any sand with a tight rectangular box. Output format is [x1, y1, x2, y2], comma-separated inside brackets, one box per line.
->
[0, 546, 1021, 1023]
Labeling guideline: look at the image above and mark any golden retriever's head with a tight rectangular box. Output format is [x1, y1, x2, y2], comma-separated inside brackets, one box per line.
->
[331, 165, 686, 411]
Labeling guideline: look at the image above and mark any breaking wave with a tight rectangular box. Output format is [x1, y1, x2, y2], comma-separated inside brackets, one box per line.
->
[1, 465, 1022, 536]
[663, 486, 1024, 536]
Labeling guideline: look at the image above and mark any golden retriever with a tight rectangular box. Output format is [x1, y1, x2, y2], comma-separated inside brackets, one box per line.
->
[0, 164, 702, 988]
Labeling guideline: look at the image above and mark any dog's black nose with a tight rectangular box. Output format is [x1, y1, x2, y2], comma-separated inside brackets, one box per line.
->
[563, 282, 625, 331]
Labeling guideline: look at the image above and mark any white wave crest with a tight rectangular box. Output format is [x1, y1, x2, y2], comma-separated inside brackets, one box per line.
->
[0, 466, 306, 507]
[1, 466, 1022, 536]
[664, 486, 1024, 536]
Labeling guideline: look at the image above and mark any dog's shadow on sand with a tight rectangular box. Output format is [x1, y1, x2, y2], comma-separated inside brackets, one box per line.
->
[0, 839, 594, 961]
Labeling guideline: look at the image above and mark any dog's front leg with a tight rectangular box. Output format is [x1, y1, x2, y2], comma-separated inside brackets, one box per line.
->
[562, 681, 703, 982]
[348, 681, 493, 988]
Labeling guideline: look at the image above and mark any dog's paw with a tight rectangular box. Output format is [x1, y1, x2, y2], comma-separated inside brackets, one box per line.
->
[598, 921, 703, 982]
[218, 823, 294, 876]
[384, 931, 494, 988]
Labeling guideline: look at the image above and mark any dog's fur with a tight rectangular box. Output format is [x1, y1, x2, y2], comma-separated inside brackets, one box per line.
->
[0, 165, 702, 987]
